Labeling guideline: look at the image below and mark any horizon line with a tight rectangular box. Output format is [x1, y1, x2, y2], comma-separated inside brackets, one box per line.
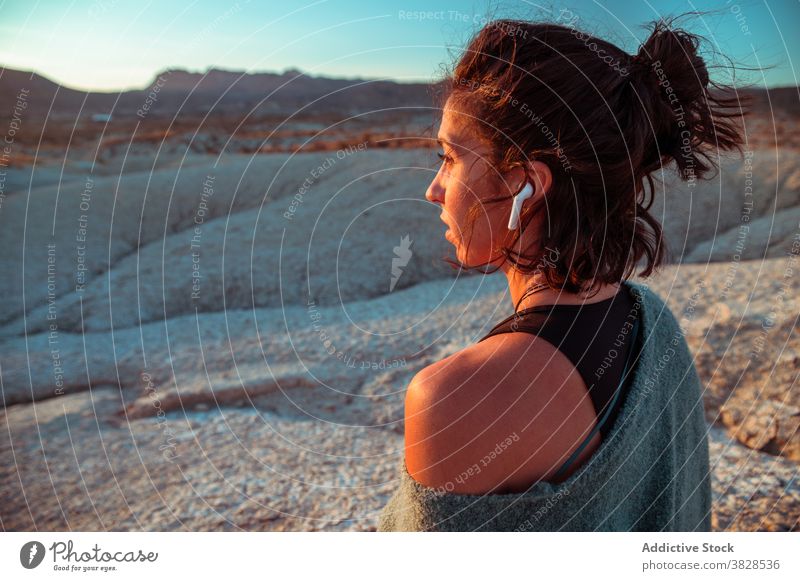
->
[0, 64, 439, 95]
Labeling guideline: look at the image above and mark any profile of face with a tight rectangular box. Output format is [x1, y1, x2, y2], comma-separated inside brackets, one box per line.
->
[425, 100, 552, 268]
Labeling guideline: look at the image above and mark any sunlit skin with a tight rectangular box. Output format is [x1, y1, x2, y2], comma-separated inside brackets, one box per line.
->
[405, 101, 622, 494]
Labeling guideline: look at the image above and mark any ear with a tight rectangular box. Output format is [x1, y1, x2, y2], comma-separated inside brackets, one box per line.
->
[526, 160, 553, 198]
[504, 160, 553, 198]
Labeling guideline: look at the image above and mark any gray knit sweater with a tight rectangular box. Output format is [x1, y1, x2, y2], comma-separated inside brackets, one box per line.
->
[377, 281, 712, 532]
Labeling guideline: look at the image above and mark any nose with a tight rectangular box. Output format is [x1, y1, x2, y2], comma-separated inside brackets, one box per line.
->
[426, 169, 445, 206]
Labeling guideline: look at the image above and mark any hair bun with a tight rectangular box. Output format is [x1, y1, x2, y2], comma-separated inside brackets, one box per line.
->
[629, 18, 742, 183]
[634, 21, 709, 102]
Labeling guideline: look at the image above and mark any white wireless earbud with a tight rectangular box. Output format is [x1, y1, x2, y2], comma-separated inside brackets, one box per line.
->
[507, 182, 534, 229]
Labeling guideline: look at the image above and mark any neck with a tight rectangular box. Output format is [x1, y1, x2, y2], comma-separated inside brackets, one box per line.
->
[502, 264, 621, 312]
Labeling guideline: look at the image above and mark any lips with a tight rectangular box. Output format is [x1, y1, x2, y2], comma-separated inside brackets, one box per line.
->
[438, 211, 457, 243]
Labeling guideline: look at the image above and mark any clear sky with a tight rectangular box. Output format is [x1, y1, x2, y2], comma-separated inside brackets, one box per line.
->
[0, 0, 797, 91]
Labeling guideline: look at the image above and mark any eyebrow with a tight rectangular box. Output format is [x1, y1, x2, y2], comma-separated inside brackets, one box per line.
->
[436, 136, 456, 148]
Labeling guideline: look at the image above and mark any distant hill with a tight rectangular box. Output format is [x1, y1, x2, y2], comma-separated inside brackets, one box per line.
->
[0, 66, 440, 120]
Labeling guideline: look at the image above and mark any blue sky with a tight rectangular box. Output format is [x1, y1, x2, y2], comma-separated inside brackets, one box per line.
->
[0, 0, 797, 91]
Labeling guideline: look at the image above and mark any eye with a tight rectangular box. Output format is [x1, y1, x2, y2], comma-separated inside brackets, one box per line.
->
[437, 151, 454, 166]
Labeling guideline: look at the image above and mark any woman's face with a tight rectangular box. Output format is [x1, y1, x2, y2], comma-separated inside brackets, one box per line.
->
[426, 103, 531, 268]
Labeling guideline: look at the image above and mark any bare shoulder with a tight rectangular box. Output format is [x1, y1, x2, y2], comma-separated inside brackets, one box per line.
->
[404, 333, 601, 493]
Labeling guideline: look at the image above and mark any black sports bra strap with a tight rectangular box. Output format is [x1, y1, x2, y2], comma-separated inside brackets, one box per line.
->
[549, 313, 641, 482]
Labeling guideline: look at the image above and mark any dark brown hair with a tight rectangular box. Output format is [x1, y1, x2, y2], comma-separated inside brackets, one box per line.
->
[440, 14, 749, 298]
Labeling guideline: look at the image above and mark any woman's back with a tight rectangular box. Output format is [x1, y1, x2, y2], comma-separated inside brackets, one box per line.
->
[478, 284, 641, 444]
[403, 283, 641, 494]
[378, 282, 712, 532]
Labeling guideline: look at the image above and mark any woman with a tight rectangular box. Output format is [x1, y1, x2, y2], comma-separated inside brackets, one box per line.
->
[378, 16, 746, 531]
